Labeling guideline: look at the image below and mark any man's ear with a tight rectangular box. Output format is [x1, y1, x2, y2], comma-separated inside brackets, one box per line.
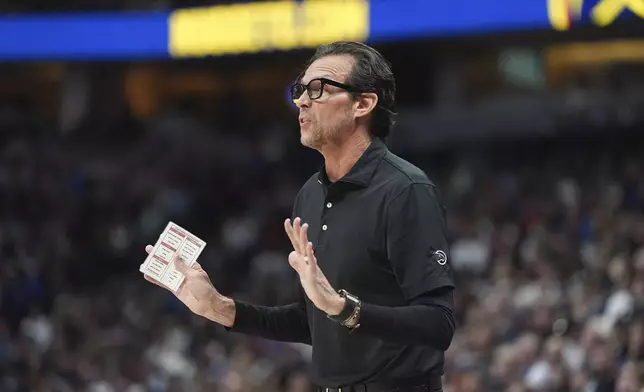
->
[354, 92, 378, 119]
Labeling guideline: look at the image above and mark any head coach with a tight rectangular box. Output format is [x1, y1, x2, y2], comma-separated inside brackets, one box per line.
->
[144, 41, 455, 392]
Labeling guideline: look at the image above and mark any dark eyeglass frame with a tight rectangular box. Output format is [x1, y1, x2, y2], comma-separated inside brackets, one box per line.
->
[290, 77, 358, 103]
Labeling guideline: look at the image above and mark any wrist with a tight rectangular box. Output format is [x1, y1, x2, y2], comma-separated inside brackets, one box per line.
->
[205, 294, 236, 328]
[326, 294, 346, 316]
[326, 289, 362, 329]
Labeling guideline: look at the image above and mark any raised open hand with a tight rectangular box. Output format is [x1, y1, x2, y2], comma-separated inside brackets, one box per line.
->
[284, 217, 344, 316]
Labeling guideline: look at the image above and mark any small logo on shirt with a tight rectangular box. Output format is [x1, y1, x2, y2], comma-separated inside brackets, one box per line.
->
[434, 250, 448, 265]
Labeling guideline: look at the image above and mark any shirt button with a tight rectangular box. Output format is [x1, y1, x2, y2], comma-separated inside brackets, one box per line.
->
[326, 202, 333, 208]
[322, 224, 328, 231]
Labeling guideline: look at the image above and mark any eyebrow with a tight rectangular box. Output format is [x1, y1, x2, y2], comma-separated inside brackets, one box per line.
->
[300, 75, 331, 84]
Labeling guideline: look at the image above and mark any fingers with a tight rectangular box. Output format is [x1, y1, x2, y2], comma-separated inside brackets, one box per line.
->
[285, 218, 305, 254]
[145, 245, 153, 254]
[288, 243, 317, 275]
[292, 218, 304, 253]
[299, 223, 309, 253]
[285, 217, 310, 254]
[284, 219, 300, 253]
[305, 241, 317, 268]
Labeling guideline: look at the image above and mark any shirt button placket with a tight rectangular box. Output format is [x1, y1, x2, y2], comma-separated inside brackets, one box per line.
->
[322, 199, 332, 233]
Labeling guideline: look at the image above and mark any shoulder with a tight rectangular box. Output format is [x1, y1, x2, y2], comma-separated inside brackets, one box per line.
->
[377, 150, 438, 197]
[298, 173, 322, 195]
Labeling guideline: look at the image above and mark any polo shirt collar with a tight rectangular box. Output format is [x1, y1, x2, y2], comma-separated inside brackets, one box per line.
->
[317, 138, 387, 187]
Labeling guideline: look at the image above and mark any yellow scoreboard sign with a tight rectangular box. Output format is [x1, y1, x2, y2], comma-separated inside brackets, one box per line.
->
[548, 0, 644, 31]
[169, 0, 369, 57]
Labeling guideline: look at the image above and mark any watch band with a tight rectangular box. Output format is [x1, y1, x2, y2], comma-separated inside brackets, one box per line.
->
[327, 289, 361, 328]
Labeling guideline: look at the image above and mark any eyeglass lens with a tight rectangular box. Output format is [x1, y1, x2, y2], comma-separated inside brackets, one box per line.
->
[291, 79, 324, 101]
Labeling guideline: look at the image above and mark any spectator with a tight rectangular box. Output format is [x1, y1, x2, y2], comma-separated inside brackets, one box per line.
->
[1, 97, 644, 391]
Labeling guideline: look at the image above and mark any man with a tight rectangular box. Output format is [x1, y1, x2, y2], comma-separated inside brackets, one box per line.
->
[144, 41, 455, 392]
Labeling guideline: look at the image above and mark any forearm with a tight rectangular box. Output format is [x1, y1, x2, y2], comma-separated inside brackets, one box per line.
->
[225, 300, 311, 344]
[216, 289, 312, 345]
[353, 289, 455, 351]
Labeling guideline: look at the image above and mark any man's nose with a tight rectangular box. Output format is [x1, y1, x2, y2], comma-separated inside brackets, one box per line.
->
[294, 92, 311, 108]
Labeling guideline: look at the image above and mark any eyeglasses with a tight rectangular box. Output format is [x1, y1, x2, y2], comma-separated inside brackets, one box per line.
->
[290, 77, 356, 103]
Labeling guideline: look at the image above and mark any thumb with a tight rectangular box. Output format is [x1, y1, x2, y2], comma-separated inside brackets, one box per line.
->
[173, 254, 189, 274]
[191, 261, 204, 272]
[288, 251, 303, 274]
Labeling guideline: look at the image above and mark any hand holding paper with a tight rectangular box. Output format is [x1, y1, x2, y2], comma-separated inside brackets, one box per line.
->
[139, 222, 207, 291]
[141, 222, 235, 327]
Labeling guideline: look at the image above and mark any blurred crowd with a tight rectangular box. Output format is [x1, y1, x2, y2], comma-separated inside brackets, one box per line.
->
[0, 101, 315, 392]
[436, 135, 644, 392]
[1, 96, 644, 392]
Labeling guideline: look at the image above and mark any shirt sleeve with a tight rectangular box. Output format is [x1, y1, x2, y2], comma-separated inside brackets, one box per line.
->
[357, 288, 455, 350]
[386, 183, 454, 298]
[225, 286, 312, 345]
[350, 183, 456, 349]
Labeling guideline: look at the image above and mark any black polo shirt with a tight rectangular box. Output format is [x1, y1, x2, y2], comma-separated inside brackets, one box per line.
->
[228, 138, 455, 387]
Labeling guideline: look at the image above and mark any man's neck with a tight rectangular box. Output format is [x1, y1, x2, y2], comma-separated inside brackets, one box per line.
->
[321, 131, 372, 182]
